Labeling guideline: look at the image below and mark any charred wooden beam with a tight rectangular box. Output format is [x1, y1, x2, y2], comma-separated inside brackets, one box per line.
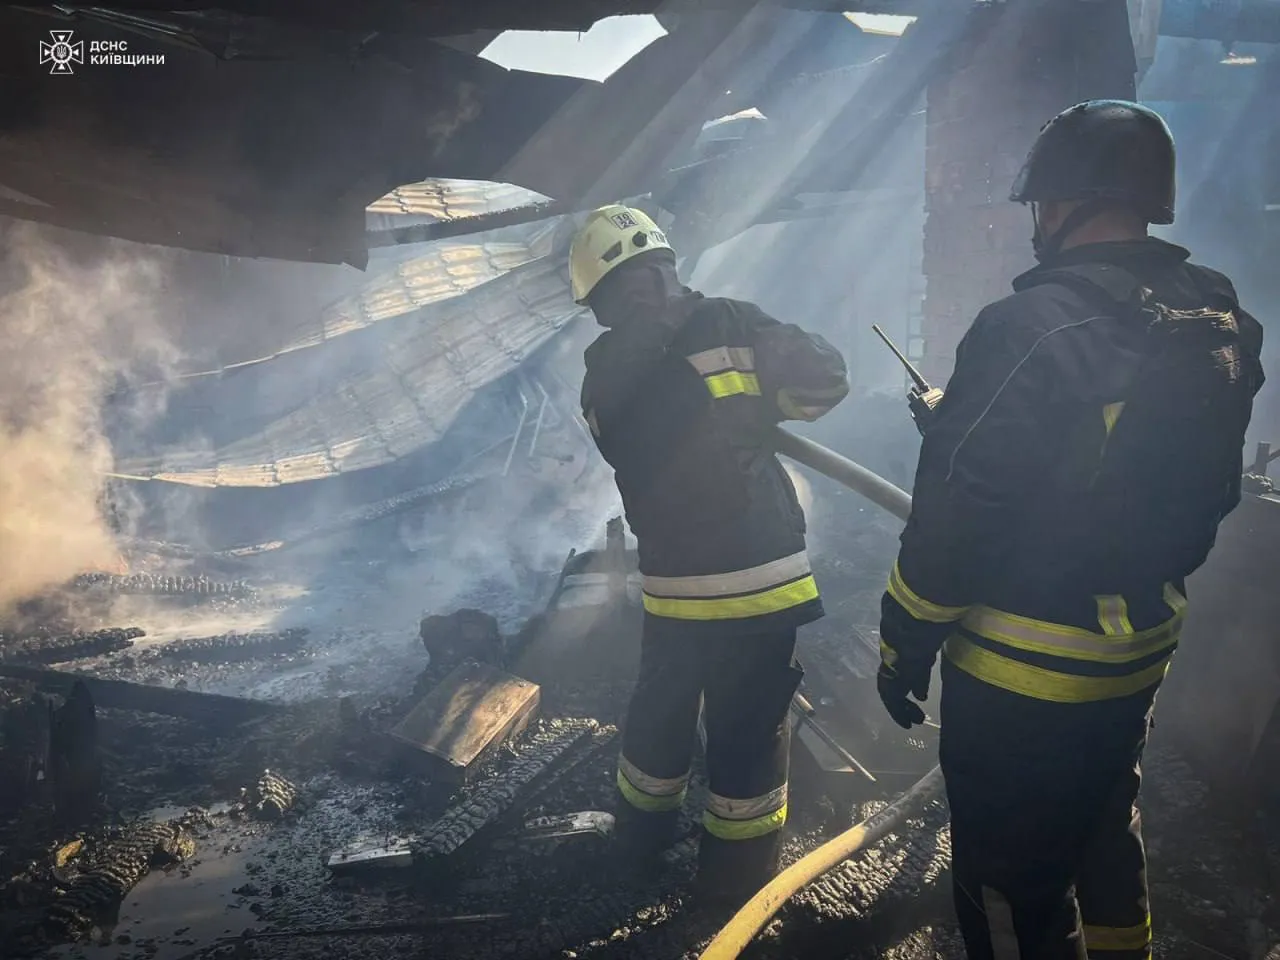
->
[153, 629, 309, 665]
[0, 663, 283, 723]
[0, 628, 143, 666]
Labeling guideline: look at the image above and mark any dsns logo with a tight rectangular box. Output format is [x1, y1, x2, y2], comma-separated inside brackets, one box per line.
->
[39, 31, 84, 75]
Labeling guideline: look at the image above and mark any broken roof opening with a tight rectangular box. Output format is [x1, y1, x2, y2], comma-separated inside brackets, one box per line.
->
[479, 14, 667, 81]
[843, 12, 918, 38]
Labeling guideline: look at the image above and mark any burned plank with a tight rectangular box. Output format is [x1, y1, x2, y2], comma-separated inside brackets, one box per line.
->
[0, 628, 143, 666]
[417, 718, 597, 859]
[153, 629, 309, 665]
[0, 664, 283, 724]
[390, 660, 539, 782]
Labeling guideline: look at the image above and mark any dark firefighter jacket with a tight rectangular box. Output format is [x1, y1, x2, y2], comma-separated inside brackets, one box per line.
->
[582, 293, 849, 636]
[882, 238, 1265, 704]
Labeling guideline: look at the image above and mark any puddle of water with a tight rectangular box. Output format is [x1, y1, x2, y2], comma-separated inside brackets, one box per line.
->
[53, 827, 267, 960]
[144, 803, 234, 821]
[144, 804, 195, 822]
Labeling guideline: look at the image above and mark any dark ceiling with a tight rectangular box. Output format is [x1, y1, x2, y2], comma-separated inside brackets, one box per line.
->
[0, 2, 919, 264]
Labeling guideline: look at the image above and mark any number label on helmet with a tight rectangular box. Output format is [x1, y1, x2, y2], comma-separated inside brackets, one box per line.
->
[610, 211, 638, 229]
[651, 230, 667, 245]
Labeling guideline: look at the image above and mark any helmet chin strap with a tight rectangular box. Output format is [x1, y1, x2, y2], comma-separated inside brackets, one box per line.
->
[1031, 198, 1113, 261]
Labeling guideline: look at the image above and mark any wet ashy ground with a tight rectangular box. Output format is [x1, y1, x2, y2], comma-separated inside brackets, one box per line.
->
[2, 479, 1278, 960]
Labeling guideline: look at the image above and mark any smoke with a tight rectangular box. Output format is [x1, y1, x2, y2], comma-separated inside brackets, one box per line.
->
[0, 221, 177, 614]
[393, 455, 620, 630]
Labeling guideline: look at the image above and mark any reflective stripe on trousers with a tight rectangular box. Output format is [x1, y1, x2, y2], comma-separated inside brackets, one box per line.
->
[981, 886, 1022, 960]
[968, 892, 1152, 959]
[703, 783, 788, 841]
[641, 551, 818, 620]
[1084, 920, 1152, 956]
[944, 584, 1186, 704]
[617, 753, 689, 813]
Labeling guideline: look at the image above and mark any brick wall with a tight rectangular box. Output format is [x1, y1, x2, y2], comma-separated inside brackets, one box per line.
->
[920, 0, 1137, 385]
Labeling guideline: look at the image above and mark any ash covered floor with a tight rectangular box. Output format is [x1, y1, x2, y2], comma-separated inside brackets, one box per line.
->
[2, 484, 1277, 960]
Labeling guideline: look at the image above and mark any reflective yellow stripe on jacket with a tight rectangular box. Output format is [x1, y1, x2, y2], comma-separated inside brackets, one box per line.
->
[887, 560, 971, 623]
[641, 551, 818, 620]
[686, 345, 761, 399]
[944, 583, 1187, 704]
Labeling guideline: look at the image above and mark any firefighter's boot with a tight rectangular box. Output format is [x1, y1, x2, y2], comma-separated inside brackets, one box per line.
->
[612, 803, 681, 875]
[693, 828, 783, 908]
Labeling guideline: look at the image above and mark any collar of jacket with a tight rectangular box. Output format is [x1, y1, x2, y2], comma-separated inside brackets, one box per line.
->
[1011, 237, 1192, 292]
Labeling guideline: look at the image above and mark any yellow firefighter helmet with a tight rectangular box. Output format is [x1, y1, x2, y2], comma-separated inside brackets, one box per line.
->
[568, 204, 673, 304]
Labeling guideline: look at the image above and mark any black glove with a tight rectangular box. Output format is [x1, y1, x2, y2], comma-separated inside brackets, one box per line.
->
[907, 387, 945, 436]
[877, 656, 932, 730]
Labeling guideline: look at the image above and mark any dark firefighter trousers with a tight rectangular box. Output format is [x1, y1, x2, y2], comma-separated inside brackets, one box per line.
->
[615, 619, 802, 897]
[940, 660, 1155, 960]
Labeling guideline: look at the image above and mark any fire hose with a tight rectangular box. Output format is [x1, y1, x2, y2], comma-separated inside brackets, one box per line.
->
[696, 428, 945, 960]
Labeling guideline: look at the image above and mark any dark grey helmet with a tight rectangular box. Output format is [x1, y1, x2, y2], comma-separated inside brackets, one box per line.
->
[1010, 100, 1176, 225]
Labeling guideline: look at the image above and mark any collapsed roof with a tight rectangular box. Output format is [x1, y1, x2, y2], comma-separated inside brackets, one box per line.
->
[113, 244, 582, 486]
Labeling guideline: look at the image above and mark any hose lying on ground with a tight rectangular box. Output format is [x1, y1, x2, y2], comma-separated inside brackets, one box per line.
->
[697, 766, 946, 960]
[695, 428, 942, 960]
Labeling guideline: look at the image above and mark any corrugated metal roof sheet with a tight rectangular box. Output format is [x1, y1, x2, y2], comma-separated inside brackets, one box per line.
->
[310, 232, 553, 342]
[165, 223, 560, 384]
[365, 178, 550, 221]
[115, 254, 584, 486]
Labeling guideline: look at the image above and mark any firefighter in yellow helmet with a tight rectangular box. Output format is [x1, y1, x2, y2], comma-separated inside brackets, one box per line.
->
[570, 204, 850, 904]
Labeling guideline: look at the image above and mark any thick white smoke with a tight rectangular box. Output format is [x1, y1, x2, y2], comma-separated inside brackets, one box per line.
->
[0, 221, 177, 614]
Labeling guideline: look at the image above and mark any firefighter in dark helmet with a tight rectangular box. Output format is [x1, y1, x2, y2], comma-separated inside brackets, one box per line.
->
[877, 100, 1264, 959]
[569, 204, 849, 903]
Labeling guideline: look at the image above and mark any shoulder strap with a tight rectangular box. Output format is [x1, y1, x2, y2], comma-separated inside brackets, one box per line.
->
[1020, 262, 1148, 315]
[1181, 263, 1242, 313]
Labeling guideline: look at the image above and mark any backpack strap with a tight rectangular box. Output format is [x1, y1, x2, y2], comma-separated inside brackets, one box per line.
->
[1027, 260, 1246, 321]
[1181, 263, 1243, 314]
[1020, 261, 1148, 314]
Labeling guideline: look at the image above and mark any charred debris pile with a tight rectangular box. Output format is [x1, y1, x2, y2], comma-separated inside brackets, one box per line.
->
[1, 508, 1269, 959]
[0, 507, 950, 960]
